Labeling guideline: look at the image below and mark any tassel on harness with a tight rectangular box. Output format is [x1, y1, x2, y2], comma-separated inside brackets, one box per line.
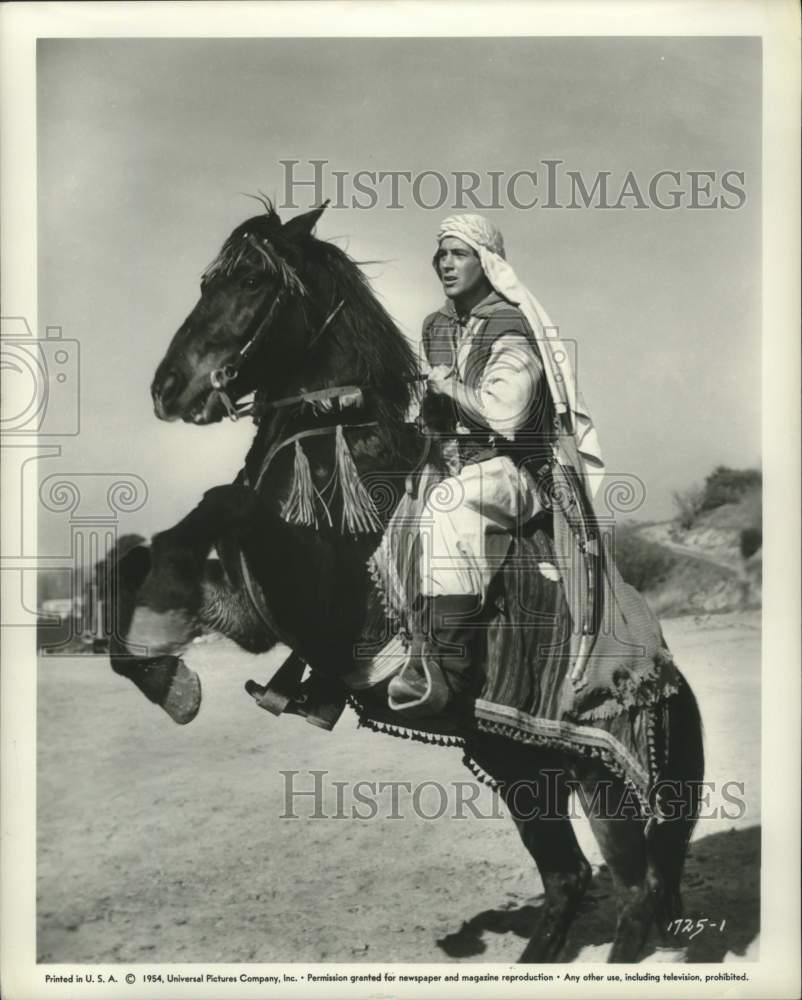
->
[334, 424, 383, 535]
[272, 424, 382, 536]
[281, 439, 330, 529]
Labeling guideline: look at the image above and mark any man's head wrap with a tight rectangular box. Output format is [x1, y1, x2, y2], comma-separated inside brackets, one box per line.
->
[436, 214, 506, 259]
[434, 214, 604, 494]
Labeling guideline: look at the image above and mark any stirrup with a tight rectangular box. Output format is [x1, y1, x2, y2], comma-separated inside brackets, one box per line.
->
[387, 649, 450, 717]
[284, 682, 347, 731]
[245, 650, 346, 731]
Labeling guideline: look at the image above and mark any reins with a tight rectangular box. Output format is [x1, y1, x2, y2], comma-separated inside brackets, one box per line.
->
[208, 291, 347, 422]
[201, 237, 430, 537]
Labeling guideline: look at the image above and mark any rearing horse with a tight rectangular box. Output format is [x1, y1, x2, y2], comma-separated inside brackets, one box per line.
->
[112, 202, 704, 963]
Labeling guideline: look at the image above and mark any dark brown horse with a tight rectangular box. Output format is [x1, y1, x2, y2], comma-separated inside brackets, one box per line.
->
[111, 202, 704, 963]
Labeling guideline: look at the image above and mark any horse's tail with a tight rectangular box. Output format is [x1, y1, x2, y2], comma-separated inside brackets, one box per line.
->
[647, 670, 705, 927]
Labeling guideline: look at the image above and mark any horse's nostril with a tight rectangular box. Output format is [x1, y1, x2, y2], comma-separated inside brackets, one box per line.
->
[152, 368, 186, 412]
[158, 370, 182, 402]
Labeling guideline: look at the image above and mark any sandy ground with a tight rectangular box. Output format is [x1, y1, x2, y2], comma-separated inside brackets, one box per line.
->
[37, 610, 760, 964]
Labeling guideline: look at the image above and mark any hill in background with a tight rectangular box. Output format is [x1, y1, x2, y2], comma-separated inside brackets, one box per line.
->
[37, 468, 762, 640]
[616, 466, 762, 618]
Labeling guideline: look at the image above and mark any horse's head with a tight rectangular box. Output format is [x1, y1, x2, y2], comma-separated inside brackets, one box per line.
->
[151, 202, 332, 424]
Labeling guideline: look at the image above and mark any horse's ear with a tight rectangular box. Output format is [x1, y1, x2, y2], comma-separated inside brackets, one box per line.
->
[281, 201, 330, 242]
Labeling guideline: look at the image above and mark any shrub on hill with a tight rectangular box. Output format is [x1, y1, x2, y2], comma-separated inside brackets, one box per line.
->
[613, 525, 677, 592]
[672, 484, 705, 530]
[700, 466, 761, 512]
[739, 526, 762, 559]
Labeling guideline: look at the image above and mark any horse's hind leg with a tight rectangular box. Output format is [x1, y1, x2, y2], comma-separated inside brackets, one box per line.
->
[514, 802, 593, 963]
[468, 737, 591, 963]
[575, 767, 661, 963]
[646, 677, 705, 944]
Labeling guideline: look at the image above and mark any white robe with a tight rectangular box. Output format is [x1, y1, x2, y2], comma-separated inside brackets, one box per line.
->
[420, 330, 544, 597]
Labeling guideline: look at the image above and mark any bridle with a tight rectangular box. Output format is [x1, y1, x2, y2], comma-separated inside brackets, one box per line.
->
[207, 284, 346, 422]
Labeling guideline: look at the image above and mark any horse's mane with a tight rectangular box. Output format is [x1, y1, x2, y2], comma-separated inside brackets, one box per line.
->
[204, 202, 421, 433]
[306, 238, 421, 430]
[202, 210, 304, 295]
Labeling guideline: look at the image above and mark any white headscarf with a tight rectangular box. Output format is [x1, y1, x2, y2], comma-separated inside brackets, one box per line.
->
[436, 214, 604, 496]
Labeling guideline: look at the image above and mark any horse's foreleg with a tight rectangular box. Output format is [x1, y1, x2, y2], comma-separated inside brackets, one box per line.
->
[144, 488, 255, 615]
[115, 540, 202, 658]
[118, 486, 262, 656]
[109, 544, 203, 723]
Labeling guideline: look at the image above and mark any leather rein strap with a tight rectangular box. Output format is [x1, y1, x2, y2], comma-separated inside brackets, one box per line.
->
[209, 291, 346, 422]
[246, 420, 379, 493]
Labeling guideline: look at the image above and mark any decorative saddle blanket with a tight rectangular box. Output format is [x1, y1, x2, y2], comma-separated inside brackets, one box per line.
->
[353, 475, 681, 809]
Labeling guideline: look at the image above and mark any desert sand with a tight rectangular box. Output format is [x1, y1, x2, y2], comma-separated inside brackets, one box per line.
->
[37, 610, 760, 964]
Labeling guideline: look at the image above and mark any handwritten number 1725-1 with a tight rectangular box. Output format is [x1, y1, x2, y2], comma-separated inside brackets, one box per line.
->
[667, 918, 726, 940]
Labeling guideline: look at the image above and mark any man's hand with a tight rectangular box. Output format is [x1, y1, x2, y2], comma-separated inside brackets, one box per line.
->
[427, 365, 455, 398]
[419, 366, 456, 433]
[427, 365, 489, 429]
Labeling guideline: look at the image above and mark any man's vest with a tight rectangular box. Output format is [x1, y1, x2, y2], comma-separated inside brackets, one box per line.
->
[421, 292, 555, 471]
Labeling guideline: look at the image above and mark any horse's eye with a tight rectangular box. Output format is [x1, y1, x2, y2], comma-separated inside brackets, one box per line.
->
[242, 276, 259, 291]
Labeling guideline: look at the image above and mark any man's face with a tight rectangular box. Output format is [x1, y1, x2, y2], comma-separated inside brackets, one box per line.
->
[435, 237, 485, 300]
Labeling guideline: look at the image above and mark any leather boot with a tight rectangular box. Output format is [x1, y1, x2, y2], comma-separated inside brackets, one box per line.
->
[245, 667, 346, 731]
[285, 673, 347, 731]
[387, 594, 479, 717]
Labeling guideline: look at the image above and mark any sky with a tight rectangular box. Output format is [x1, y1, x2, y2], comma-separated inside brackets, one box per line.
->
[36, 36, 761, 555]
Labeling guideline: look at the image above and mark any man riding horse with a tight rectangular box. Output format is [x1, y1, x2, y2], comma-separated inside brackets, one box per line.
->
[112, 202, 702, 963]
[384, 213, 605, 717]
[282, 213, 605, 724]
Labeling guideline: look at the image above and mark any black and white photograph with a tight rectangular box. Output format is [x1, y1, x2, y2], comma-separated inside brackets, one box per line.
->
[1, 3, 799, 998]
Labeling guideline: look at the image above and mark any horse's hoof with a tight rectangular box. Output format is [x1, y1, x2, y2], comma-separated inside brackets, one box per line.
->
[160, 658, 202, 725]
[650, 944, 688, 962]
